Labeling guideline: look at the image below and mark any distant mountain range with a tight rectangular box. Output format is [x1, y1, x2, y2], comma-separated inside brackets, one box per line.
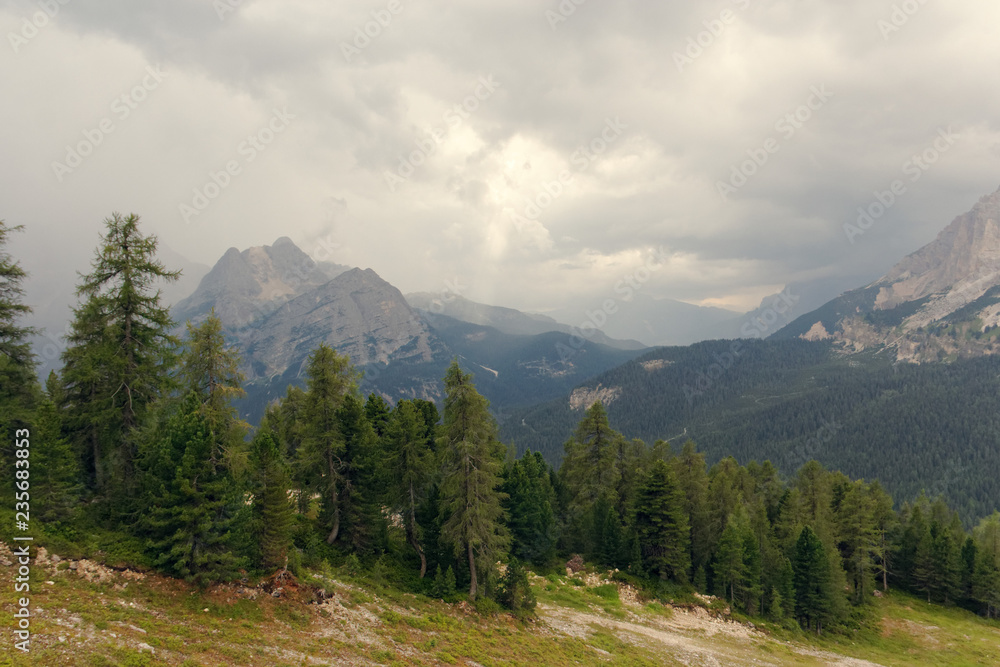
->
[168, 237, 647, 423]
[774, 185, 1000, 361]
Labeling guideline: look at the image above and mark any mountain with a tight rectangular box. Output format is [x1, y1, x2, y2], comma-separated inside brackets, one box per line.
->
[172, 238, 648, 424]
[404, 292, 645, 349]
[773, 186, 1000, 361]
[543, 292, 741, 347]
[171, 236, 350, 331]
[499, 338, 1000, 523]
[242, 268, 442, 379]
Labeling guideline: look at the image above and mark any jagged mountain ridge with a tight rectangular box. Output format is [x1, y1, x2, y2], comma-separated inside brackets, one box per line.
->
[773, 185, 1000, 361]
[172, 236, 351, 331]
[171, 238, 648, 422]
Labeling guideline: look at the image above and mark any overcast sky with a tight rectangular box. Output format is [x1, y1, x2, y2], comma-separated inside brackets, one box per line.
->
[3, 0, 999, 325]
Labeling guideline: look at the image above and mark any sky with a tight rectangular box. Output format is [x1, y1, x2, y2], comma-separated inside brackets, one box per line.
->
[3, 0, 1000, 335]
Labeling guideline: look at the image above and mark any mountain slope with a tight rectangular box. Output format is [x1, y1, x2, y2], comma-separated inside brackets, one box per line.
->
[774, 185, 1000, 361]
[499, 338, 1000, 523]
[405, 292, 645, 349]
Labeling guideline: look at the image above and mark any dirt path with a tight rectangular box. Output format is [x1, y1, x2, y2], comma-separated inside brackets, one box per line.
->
[537, 602, 886, 667]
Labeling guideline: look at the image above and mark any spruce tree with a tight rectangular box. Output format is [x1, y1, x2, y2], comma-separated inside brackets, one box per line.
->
[386, 399, 434, 576]
[503, 451, 557, 567]
[793, 526, 833, 633]
[838, 481, 878, 605]
[0, 220, 38, 479]
[438, 360, 509, 601]
[713, 516, 746, 604]
[295, 343, 359, 544]
[633, 459, 690, 582]
[248, 430, 295, 572]
[30, 372, 81, 524]
[560, 402, 623, 518]
[674, 441, 711, 582]
[61, 213, 178, 498]
[141, 394, 241, 585]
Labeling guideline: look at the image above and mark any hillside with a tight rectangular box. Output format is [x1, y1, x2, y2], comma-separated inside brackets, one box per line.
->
[6, 538, 1000, 666]
[499, 338, 1000, 522]
[774, 186, 1000, 361]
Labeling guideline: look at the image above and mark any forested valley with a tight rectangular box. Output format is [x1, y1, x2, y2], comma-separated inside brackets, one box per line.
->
[3, 215, 1000, 646]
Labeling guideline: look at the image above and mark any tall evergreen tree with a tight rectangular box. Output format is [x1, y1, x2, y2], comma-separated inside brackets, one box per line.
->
[141, 394, 240, 585]
[560, 402, 623, 518]
[838, 481, 878, 605]
[180, 313, 248, 474]
[386, 399, 434, 576]
[0, 220, 37, 430]
[438, 360, 509, 600]
[30, 372, 81, 523]
[295, 343, 359, 544]
[633, 459, 691, 582]
[61, 213, 178, 497]
[793, 526, 834, 633]
[247, 430, 295, 572]
[503, 451, 557, 567]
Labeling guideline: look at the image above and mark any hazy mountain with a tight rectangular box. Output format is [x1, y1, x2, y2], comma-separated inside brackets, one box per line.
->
[404, 292, 645, 349]
[543, 292, 741, 347]
[773, 185, 1000, 361]
[171, 236, 350, 331]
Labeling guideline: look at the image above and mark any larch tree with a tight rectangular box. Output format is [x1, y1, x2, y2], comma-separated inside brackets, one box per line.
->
[295, 343, 359, 544]
[61, 213, 179, 498]
[386, 399, 433, 577]
[438, 360, 509, 601]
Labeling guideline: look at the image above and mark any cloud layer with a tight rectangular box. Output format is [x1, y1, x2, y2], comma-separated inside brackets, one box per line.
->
[3, 0, 999, 325]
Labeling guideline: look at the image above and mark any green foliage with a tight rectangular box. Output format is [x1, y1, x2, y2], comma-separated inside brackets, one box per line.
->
[497, 558, 537, 615]
[386, 399, 434, 577]
[633, 459, 690, 583]
[438, 360, 510, 600]
[140, 394, 242, 585]
[61, 212, 178, 500]
[793, 526, 835, 633]
[432, 565, 458, 600]
[0, 220, 38, 455]
[503, 450, 558, 567]
[247, 430, 295, 572]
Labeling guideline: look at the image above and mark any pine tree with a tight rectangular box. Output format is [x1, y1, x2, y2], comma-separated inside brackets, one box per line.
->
[30, 372, 81, 524]
[180, 313, 248, 475]
[497, 558, 536, 615]
[674, 441, 711, 581]
[438, 360, 509, 601]
[141, 394, 241, 585]
[248, 430, 295, 572]
[386, 399, 433, 576]
[295, 343, 359, 544]
[560, 402, 623, 519]
[633, 459, 691, 582]
[793, 526, 833, 633]
[364, 393, 391, 438]
[838, 481, 878, 605]
[61, 213, 179, 498]
[503, 451, 557, 567]
[333, 393, 383, 554]
[0, 220, 38, 481]
[713, 518, 745, 604]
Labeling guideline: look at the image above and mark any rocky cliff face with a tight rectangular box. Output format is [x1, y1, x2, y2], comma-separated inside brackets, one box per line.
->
[243, 268, 441, 380]
[776, 186, 1000, 361]
[172, 236, 349, 330]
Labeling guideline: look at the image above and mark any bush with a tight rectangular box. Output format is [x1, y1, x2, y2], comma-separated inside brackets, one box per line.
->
[497, 558, 536, 616]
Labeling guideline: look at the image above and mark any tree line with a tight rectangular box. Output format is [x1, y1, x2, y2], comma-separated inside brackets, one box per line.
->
[3, 214, 1000, 628]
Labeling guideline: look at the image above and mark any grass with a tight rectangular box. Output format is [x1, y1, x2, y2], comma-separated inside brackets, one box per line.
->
[5, 540, 1000, 666]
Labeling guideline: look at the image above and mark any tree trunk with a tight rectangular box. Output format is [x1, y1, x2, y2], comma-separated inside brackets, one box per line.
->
[467, 541, 478, 601]
[326, 449, 340, 544]
[408, 482, 427, 578]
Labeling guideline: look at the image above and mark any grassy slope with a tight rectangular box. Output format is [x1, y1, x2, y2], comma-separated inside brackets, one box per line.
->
[3, 542, 1000, 667]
